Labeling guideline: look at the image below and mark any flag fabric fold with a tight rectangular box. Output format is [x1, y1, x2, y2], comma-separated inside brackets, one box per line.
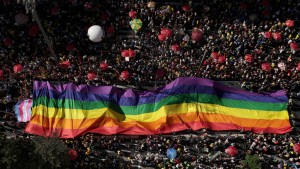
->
[25, 77, 291, 138]
[14, 99, 32, 122]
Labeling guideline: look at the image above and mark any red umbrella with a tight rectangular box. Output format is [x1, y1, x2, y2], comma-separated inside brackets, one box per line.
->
[100, 62, 108, 71]
[293, 143, 300, 153]
[290, 42, 298, 51]
[29, 24, 40, 37]
[191, 29, 203, 42]
[155, 68, 165, 78]
[211, 52, 219, 60]
[264, 32, 272, 39]
[129, 10, 137, 18]
[121, 50, 129, 57]
[87, 71, 97, 80]
[244, 54, 253, 63]
[261, 63, 271, 71]
[106, 25, 115, 34]
[158, 34, 167, 41]
[171, 44, 180, 52]
[127, 49, 136, 57]
[51, 6, 59, 15]
[225, 146, 237, 156]
[182, 4, 190, 12]
[60, 60, 71, 69]
[68, 149, 78, 161]
[120, 70, 130, 80]
[218, 55, 226, 64]
[272, 32, 282, 41]
[66, 44, 75, 51]
[3, 38, 13, 47]
[13, 64, 23, 73]
[0, 69, 3, 77]
[285, 20, 294, 27]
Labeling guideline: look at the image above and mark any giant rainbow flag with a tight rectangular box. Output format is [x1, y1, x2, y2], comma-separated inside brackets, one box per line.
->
[25, 77, 291, 138]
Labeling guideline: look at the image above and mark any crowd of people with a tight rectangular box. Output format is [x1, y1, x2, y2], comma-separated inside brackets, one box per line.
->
[1, 0, 300, 168]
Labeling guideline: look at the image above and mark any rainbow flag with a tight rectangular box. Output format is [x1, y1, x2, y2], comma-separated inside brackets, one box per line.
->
[25, 77, 291, 138]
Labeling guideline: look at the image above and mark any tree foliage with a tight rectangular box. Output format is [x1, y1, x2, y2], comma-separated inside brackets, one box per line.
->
[242, 154, 262, 169]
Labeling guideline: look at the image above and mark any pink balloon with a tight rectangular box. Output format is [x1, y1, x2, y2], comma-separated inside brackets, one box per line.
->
[100, 62, 108, 71]
[68, 149, 78, 161]
[129, 10, 137, 18]
[272, 32, 282, 41]
[218, 55, 226, 63]
[293, 143, 300, 153]
[87, 71, 97, 80]
[264, 32, 272, 39]
[60, 61, 71, 68]
[127, 50, 136, 57]
[171, 44, 180, 52]
[121, 50, 129, 57]
[285, 20, 294, 27]
[211, 52, 219, 60]
[13, 64, 23, 73]
[191, 29, 203, 42]
[226, 146, 238, 156]
[290, 42, 298, 51]
[120, 70, 130, 80]
[244, 54, 253, 63]
[158, 34, 167, 41]
[261, 63, 271, 71]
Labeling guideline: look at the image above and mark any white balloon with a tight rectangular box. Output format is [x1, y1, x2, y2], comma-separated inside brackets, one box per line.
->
[87, 25, 104, 42]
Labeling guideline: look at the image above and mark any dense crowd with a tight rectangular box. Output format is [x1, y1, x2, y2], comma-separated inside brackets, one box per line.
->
[1, 0, 300, 168]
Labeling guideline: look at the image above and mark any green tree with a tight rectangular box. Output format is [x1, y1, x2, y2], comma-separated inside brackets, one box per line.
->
[242, 154, 262, 169]
[32, 136, 70, 169]
[0, 137, 39, 169]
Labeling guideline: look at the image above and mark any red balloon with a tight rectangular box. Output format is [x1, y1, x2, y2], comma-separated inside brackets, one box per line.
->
[0, 69, 3, 77]
[87, 71, 97, 80]
[13, 64, 23, 73]
[129, 10, 137, 18]
[158, 34, 167, 41]
[285, 20, 294, 27]
[60, 60, 71, 68]
[290, 42, 298, 51]
[121, 50, 129, 57]
[171, 44, 180, 52]
[211, 52, 219, 60]
[244, 54, 253, 63]
[68, 149, 78, 161]
[120, 70, 130, 80]
[293, 143, 300, 153]
[264, 32, 272, 39]
[182, 4, 190, 12]
[218, 55, 226, 64]
[127, 50, 136, 57]
[261, 63, 271, 71]
[272, 32, 282, 41]
[226, 146, 237, 156]
[155, 68, 165, 78]
[191, 29, 203, 42]
[100, 62, 108, 71]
